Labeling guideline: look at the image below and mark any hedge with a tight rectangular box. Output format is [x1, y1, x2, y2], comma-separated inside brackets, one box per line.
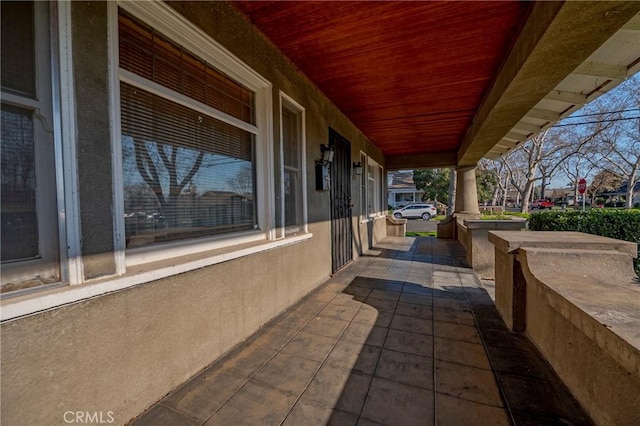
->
[528, 209, 640, 276]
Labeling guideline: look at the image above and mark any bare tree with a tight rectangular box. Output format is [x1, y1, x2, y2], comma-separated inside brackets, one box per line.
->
[228, 166, 254, 198]
[492, 153, 520, 208]
[592, 135, 639, 208]
[586, 78, 640, 208]
[502, 131, 555, 213]
[558, 151, 593, 206]
[447, 167, 455, 215]
[483, 157, 508, 208]
[589, 169, 623, 202]
[502, 115, 614, 213]
[132, 139, 205, 226]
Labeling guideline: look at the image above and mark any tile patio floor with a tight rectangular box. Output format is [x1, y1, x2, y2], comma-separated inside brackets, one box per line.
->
[130, 237, 591, 426]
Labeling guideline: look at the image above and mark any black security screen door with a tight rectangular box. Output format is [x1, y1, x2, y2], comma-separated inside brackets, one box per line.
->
[329, 129, 352, 273]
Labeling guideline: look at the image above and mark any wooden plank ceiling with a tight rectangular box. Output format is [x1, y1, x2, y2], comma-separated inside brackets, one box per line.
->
[234, 1, 532, 159]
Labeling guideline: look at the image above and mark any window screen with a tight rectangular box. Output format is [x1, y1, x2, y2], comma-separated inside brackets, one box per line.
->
[282, 107, 302, 231]
[360, 153, 367, 219]
[1, 1, 36, 97]
[1, 4, 38, 260]
[1, 0, 59, 290]
[367, 164, 376, 215]
[1, 105, 38, 261]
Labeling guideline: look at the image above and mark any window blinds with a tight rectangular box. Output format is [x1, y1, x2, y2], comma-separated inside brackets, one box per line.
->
[119, 11, 255, 125]
[119, 12, 258, 248]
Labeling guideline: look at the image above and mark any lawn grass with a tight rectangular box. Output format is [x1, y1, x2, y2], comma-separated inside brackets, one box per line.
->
[480, 212, 531, 220]
[480, 214, 515, 220]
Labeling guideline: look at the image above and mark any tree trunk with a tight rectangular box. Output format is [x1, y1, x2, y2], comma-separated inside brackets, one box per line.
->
[521, 182, 534, 213]
[626, 165, 638, 209]
[447, 168, 456, 215]
[626, 184, 635, 209]
[491, 183, 500, 206]
[501, 186, 508, 211]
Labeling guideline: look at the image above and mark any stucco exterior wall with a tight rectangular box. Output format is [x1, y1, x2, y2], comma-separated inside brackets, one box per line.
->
[1, 240, 327, 425]
[1, 2, 386, 424]
[353, 216, 388, 256]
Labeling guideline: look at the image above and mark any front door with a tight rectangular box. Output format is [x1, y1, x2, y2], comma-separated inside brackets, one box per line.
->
[329, 129, 352, 273]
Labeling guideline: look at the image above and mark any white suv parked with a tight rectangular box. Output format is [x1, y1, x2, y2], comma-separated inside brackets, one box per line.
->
[393, 203, 437, 220]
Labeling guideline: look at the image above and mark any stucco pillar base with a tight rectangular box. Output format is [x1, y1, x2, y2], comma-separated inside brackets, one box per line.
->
[437, 216, 455, 239]
[454, 165, 480, 215]
[386, 216, 407, 237]
[464, 219, 527, 280]
[454, 212, 481, 222]
[452, 212, 480, 248]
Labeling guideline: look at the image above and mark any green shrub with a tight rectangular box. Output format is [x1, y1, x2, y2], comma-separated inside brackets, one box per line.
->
[529, 209, 640, 276]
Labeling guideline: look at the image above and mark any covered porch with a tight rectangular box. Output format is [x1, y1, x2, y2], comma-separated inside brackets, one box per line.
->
[131, 237, 588, 425]
[2, 1, 639, 424]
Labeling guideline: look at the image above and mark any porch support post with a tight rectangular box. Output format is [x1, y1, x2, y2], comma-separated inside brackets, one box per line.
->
[444, 165, 481, 244]
[454, 165, 480, 214]
[437, 165, 480, 240]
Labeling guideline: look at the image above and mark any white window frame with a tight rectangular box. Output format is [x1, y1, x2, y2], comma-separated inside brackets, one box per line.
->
[279, 92, 308, 237]
[112, 1, 275, 267]
[0, 1, 81, 294]
[367, 160, 376, 217]
[359, 151, 367, 222]
[364, 156, 384, 219]
[379, 164, 385, 213]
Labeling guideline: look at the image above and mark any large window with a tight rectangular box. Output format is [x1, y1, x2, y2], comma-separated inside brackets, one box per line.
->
[1, 1, 59, 292]
[379, 164, 385, 213]
[360, 152, 367, 220]
[281, 96, 306, 235]
[360, 156, 384, 219]
[119, 11, 261, 249]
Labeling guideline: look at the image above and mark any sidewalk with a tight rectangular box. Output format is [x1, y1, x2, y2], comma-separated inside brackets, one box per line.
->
[130, 237, 590, 426]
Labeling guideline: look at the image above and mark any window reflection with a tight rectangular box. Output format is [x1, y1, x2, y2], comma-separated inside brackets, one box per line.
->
[1, 104, 38, 261]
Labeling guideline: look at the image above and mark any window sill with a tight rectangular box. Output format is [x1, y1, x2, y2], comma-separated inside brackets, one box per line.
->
[0, 233, 313, 322]
[360, 214, 386, 224]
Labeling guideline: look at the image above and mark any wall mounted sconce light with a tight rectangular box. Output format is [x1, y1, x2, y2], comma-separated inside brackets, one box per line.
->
[353, 162, 363, 176]
[316, 144, 334, 191]
[320, 144, 335, 164]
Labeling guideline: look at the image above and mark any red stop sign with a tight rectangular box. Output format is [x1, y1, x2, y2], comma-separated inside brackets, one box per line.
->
[578, 178, 587, 194]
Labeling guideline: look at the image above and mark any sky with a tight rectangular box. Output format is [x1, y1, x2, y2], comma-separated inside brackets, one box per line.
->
[547, 72, 639, 189]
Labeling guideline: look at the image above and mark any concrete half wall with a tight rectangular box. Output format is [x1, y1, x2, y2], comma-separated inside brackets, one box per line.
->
[489, 231, 640, 425]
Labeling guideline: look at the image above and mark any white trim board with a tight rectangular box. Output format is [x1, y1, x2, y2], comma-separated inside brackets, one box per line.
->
[1, 234, 313, 322]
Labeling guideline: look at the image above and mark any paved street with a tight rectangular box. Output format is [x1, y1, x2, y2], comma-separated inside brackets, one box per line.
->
[405, 218, 438, 234]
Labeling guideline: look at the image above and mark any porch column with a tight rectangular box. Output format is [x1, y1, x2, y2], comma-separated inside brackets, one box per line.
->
[454, 165, 480, 214]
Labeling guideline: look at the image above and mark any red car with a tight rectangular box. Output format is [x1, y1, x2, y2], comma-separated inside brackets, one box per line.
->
[529, 199, 554, 209]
